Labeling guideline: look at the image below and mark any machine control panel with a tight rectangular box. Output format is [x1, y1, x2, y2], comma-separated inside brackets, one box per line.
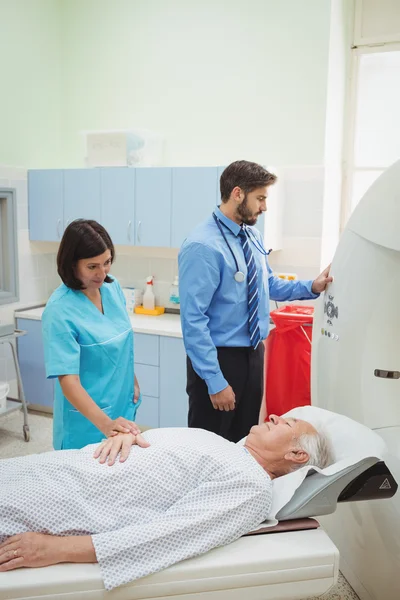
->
[324, 295, 339, 326]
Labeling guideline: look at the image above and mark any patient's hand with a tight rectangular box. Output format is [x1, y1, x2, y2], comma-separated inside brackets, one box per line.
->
[93, 432, 150, 465]
[0, 533, 65, 571]
[0, 533, 96, 571]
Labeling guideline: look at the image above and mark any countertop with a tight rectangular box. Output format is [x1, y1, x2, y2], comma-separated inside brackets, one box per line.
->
[14, 306, 183, 338]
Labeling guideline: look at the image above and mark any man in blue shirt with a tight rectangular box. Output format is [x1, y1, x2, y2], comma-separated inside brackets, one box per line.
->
[178, 160, 332, 442]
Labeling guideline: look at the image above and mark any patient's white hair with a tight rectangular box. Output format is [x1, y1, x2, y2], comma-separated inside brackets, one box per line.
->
[293, 428, 334, 471]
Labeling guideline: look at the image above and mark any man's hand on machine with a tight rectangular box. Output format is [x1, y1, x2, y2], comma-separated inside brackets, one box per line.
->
[311, 264, 333, 294]
[210, 385, 236, 411]
[93, 432, 150, 465]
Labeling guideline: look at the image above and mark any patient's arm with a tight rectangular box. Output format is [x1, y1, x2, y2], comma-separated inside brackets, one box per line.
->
[0, 532, 96, 572]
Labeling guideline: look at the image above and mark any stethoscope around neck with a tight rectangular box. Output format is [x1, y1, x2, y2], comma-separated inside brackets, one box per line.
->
[212, 212, 272, 283]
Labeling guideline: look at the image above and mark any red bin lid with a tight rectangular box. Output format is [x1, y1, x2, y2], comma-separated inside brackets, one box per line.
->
[270, 305, 314, 326]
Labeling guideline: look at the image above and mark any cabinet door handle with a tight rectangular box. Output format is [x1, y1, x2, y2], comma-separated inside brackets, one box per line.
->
[56, 219, 61, 239]
[127, 220, 132, 242]
[137, 221, 142, 244]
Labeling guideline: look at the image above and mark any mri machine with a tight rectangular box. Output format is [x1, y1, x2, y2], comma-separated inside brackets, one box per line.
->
[0, 162, 399, 600]
[312, 158, 400, 600]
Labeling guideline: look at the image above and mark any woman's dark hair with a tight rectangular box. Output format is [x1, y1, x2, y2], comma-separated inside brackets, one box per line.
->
[220, 160, 277, 202]
[57, 219, 115, 290]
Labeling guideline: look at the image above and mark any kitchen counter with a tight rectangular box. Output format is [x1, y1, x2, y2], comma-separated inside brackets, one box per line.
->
[14, 306, 183, 338]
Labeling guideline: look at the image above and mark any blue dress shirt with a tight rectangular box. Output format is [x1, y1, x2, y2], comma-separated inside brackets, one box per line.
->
[178, 207, 318, 395]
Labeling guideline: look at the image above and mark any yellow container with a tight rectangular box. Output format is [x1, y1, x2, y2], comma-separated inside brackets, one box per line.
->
[134, 306, 165, 316]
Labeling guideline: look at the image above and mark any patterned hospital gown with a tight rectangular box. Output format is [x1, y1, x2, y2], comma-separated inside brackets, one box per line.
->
[0, 428, 272, 590]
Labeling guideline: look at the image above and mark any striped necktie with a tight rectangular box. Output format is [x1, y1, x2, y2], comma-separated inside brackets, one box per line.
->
[239, 227, 261, 349]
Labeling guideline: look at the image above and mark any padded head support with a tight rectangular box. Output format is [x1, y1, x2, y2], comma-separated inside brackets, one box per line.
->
[269, 406, 396, 520]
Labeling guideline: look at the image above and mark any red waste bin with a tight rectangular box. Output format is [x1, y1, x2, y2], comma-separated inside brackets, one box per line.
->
[264, 305, 314, 419]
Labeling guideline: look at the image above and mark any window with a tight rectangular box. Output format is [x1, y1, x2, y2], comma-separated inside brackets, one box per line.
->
[0, 189, 19, 305]
[342, 0, 400, 225]
[343, 47, 400, 222]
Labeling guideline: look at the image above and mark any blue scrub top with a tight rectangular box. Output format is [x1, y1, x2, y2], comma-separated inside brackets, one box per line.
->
[42, 277, 141, 450]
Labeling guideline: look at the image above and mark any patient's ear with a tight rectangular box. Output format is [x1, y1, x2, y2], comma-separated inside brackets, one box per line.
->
[284, 449, 309, 465]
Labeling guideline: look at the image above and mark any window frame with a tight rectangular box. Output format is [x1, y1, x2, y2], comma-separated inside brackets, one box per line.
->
[341, 40, 400, 230]
[0, 188, 19, 305]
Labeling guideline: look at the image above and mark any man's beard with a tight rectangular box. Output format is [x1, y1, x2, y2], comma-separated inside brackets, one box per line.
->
[236, 195, 259, 226]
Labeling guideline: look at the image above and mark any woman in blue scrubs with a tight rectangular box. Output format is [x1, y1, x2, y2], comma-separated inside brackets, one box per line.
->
[42, 219, 142, 450]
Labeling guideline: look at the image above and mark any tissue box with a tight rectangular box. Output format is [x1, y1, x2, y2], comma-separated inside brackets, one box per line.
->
[85, 130, 164, 167]
[122, 287, 143, 315]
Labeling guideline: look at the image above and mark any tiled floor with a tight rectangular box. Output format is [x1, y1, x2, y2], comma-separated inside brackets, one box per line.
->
[303, 573, 360, 599]
[0, 409, 359, 599]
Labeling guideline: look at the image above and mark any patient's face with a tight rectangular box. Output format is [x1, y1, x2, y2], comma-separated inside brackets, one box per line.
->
[246, 415, 317, 477]
[250, 415, 316, 445]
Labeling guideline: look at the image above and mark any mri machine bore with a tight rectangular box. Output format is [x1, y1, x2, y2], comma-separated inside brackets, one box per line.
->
[312, 158, 400, 600]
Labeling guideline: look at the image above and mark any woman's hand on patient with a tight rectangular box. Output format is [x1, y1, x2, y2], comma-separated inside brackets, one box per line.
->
[102, 416, 141, 438]
[93, 432, 150, 465]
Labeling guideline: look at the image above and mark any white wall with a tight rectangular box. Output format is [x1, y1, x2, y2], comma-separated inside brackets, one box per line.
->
[268, 166, 324, 283]
[60, 0, 332, 168]
[110, 246, 179, 309]
[320, 0, 355, 268]
[0, 0, 63, 168]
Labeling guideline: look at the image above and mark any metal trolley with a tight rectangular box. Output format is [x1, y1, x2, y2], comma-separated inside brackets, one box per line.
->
[0, 328, 30, 442]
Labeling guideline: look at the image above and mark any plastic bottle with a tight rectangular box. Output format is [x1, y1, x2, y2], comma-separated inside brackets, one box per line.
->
[169, 276, 180, 305]
[143, 276, 155, 310]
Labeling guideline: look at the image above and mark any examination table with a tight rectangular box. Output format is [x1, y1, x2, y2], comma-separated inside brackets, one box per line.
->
[0, 406, 397, 600]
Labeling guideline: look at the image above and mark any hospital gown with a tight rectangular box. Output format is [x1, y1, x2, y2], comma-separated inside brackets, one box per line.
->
[0, 428, 272, 591]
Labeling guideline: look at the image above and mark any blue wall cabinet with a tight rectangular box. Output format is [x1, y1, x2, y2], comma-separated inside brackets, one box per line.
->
[171, 167, 219, 248]
[16, 318, 54, 409]
[217, 165, 225, 204]
[28, 170, 64, 242]
[134, 364, 159, 398]
[100, 168, 135, 245]
[135, 168, 172, 247]
[136, 395, 159, 429]
[159, 336, 188, 427]
[28, 166, 236, 245]
[134, 333, 159, 366]
[134, 333, 160, 429]
[63, 169, 101, 227]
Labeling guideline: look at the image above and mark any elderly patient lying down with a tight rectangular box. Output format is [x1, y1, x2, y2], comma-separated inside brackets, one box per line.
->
[0, 415, 333, 591]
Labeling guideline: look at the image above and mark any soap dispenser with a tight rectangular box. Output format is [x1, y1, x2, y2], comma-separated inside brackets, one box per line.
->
[169, 276, 180, 305]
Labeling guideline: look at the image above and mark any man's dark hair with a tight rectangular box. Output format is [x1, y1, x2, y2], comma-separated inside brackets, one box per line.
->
[57, 219, 115, 290]
[220, 160, 277, 202]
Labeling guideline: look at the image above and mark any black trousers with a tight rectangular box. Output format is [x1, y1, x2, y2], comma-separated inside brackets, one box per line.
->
[187, 344, 265, 443]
